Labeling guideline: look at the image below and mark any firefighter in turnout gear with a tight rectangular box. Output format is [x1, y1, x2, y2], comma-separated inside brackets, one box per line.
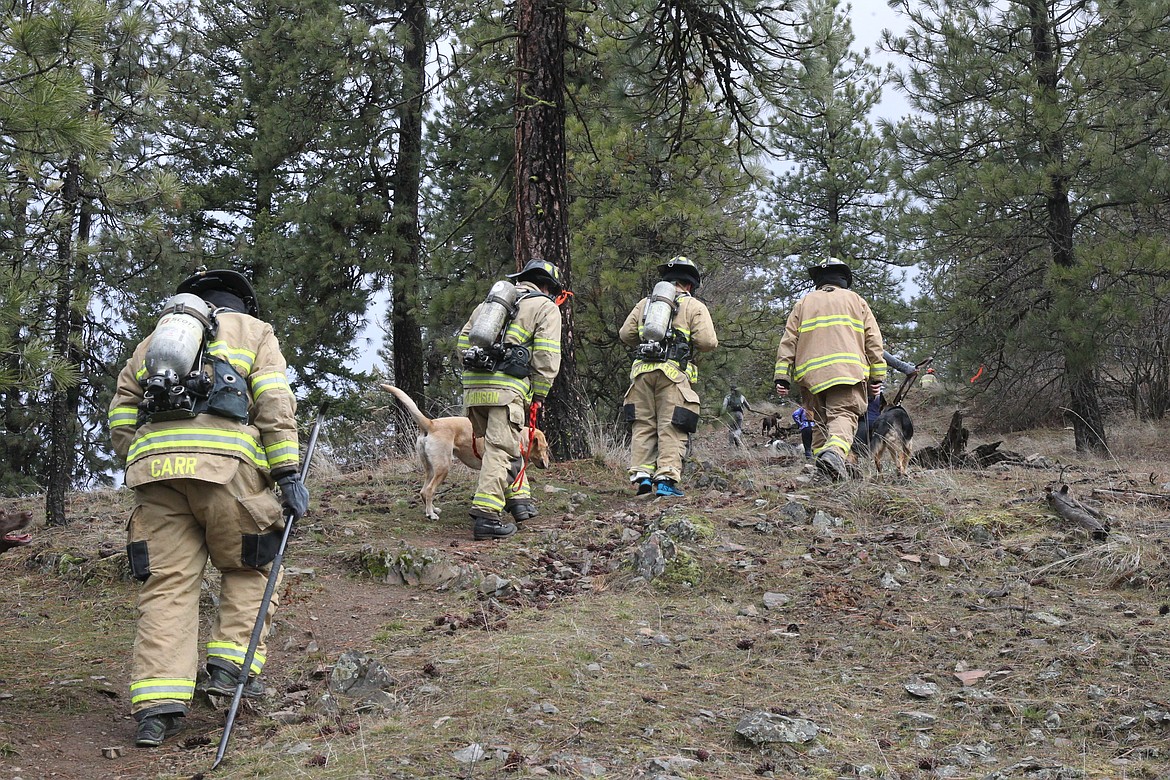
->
[774, 257, 885, 482]
[619, 256, 718, 497]
[108, 269, 306, 748]
[457, 259, 564, 540]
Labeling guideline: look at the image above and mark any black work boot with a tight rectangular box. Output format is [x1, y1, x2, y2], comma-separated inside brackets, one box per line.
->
[505, 499, 539, 522]
[815, 450, 850, 482]
[471, 508, 516, 540]
[134, 712, 185, 748]
[204, 662, 265, 698]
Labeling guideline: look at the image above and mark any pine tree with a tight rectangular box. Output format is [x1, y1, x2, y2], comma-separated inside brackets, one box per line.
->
[565, 13, 773, 416]
[162, 0, 395, 393]
[767, 0, 908, 330]
[886, 0, 1170, 451]
[2, 1, 183, 519]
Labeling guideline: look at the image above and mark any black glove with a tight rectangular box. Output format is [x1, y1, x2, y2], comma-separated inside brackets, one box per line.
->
[276, 472, 310, 520]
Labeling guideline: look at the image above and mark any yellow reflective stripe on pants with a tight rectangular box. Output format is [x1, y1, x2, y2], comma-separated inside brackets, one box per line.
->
[130, 678, 196, 706]
[473, 492, 507, 512]
[207, 641, 266, 675]
[467, 400, 525, 515]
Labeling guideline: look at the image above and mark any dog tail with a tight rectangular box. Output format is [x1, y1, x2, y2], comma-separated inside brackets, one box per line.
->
[380, 383, 434, 435]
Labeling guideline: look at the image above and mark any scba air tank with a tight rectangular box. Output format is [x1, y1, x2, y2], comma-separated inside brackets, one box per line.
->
[144, 293, 214, 383]
[641, 281, 679, 343]
[468, 280, 520, 349]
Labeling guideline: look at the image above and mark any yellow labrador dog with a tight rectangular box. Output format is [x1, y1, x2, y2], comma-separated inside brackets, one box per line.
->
[381, 384, 550, 520]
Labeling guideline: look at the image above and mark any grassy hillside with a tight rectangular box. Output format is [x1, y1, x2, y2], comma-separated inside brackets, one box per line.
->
[1, 397, 1168, 780]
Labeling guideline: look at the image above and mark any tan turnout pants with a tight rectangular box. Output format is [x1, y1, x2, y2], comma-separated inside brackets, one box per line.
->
[128, 465, 284, 716]
[805, 382, 866, 458]
[467, 396, 529, 514]
[626, 370, 700, 484]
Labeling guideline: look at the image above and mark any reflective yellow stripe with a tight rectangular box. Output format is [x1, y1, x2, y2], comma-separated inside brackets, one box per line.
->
[473, 492, 506, 511]
[506, 323, 532, 340]
[805, 376, 859, 394]
[464, 390, 501, 406]
[798, 314, 865, 334]
[265, 439, 299, 469]
[816, 434, 853, 456]
[631, 360, 698, 384]
[795, 352, 866, 376]
[250, 370, 290, 399]
[130, 678, 196, 705]
[206, 341, 255, 374]
[128, 428, 268, 468]
[464, 373, 531, 396]
[109, 406, 138, 429]
[207, 641, 266, 674]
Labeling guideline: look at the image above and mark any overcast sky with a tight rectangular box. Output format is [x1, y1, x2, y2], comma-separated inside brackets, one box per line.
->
[848, 0, 915, 121]
[851, 0, 907, 47]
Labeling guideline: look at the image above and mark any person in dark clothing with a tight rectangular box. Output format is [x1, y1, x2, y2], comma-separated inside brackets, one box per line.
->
[721, 385, 752, 447]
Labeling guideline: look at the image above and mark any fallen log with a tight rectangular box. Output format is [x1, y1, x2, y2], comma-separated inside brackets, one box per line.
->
[971, 441, 1027, 467]
[1045, 485, 1110, 540]
[913, 410, 971, 468]
[1090, 488, 1170, 506]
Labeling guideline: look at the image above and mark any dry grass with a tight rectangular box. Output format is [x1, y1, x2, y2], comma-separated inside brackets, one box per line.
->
[2, 410, 1170, 779]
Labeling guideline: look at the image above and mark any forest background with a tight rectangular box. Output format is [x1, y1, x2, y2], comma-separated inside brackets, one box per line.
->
[2, 0, 1169, 525]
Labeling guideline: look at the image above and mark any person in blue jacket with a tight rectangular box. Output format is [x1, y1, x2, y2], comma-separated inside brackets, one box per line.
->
[791, 406, 815, 458]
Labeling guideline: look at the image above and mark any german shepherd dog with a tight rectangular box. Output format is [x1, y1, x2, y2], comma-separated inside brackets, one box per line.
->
[381, 384, 550, 520]
[868, 404, 914, 477]
[0, 509, 33, 554]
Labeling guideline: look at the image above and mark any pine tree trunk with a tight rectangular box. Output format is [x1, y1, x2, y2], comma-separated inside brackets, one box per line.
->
[546, 301, 592, 460]
[389, 0, 427, 401]
[46, 156, 82, 527]
[514, 0, 591, 460]
[1067, 358, 1107, 454]
[1029, 0, 1107, 454]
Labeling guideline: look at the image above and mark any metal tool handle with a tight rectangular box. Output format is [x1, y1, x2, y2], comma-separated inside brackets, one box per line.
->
[212, 401, 329, 770]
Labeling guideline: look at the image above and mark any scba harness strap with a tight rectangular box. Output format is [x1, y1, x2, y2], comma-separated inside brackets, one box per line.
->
[138, 306, 251, 426]
[463, 288, 560, 376]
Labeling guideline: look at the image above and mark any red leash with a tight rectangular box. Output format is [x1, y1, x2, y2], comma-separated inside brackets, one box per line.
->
[510, 402, 539, 490]
[471, 403, 537, 489]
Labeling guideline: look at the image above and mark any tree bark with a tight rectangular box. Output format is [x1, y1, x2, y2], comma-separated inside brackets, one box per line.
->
[1028, 0, 1108, 454]
[46, 155, 82, 527]
[1066, 357, 1107, 453]
[513, 0, 591, 459]
[389, 0, 427, 402]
